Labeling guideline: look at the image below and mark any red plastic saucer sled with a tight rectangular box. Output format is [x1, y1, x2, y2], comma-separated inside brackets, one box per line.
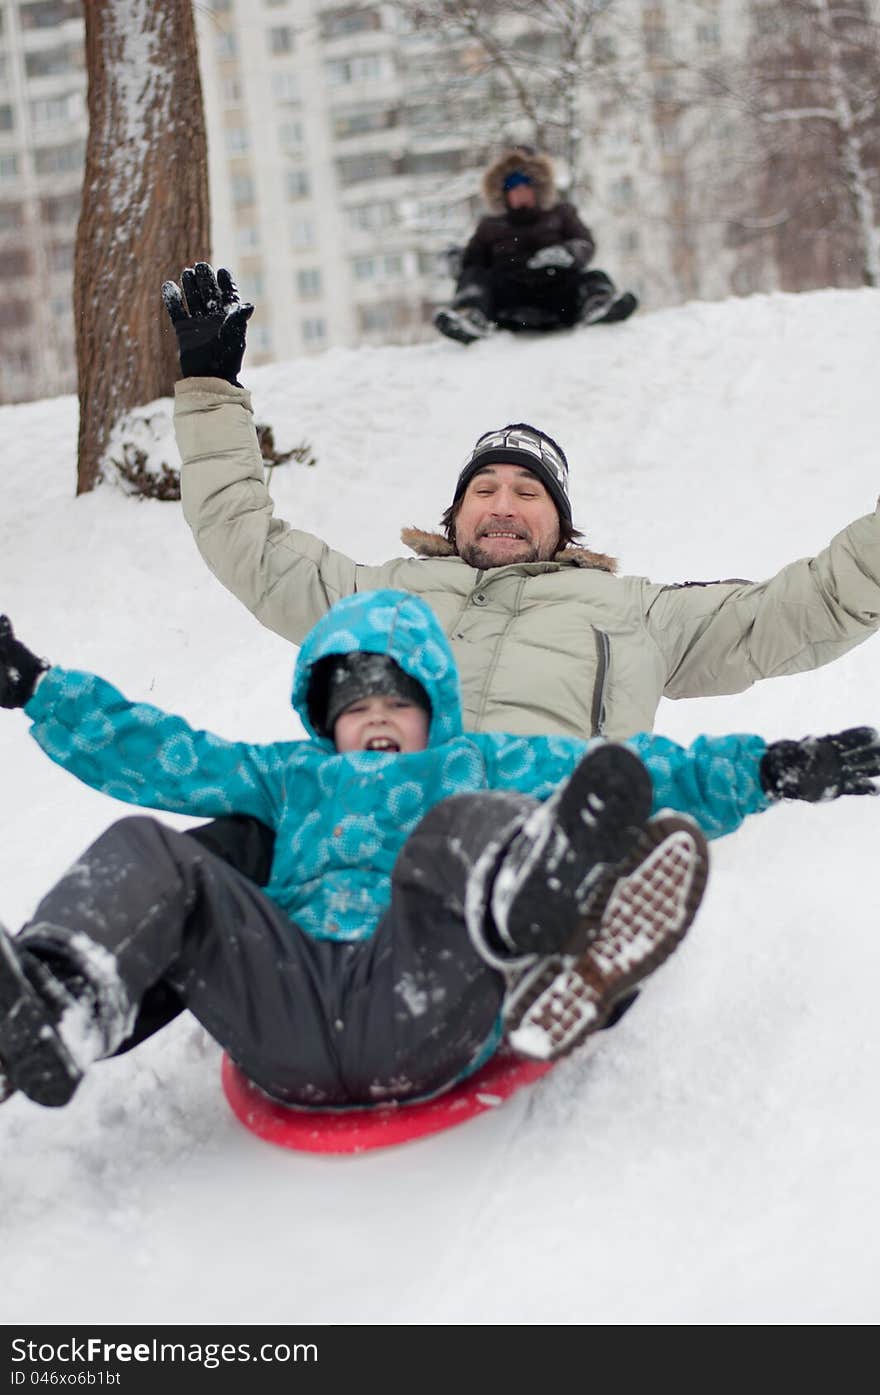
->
[221, 1050, 554, 1155]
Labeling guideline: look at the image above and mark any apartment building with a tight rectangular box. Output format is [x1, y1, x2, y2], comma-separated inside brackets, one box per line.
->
[0, 0, 86, 402]
[0, 0, 755, 402]
[194, 0, 490, 367]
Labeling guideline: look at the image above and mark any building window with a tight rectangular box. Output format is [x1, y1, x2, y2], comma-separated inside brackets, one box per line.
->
[267, 26, 294, 54]
[241, 270, 264, 298]
[24, 44, 81, 78]
[290, 216, 315, 248]
[301, 317, 326, 344]
[0, 154, 20, 181]
[41, 193, 80, 225]
[325, 53, 386, 86]
[29, 93, 82, 127]
[271, 72, 300, 103]
[336, 152, 395, 186]
[346, 201, 396, 232]
[237, 223, 260, 250]
[296, 267, 322, 298]
[231, 174, 256, 206]
[353, 253, 404, 281]
[215, 32, 238, 58]
[286, 169, 310, 200]
[225, 127, 250, 154]
[619, 228, 640, 254]
[0, 247, 31, 278]
[0, 204, 23, 232]
[697, 22, 721, 45]
[0, 298, 33, 328]
[34, 142, 85, 176]
[332, 107, 396, 139]
[279, 119, 304, 149]
[20, 1, 79, 30]
[49, 241, 75, 271]
[222, 77, 243, 105]
[250, 324, 272, 352]
[357, 301, 413, 333]
[609, 176, 634, 207]
[0, 107, 13, 133]
[320, 6, 382, 40]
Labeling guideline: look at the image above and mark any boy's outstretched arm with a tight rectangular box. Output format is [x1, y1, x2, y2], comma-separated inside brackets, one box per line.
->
[1, 614, 283, 824]
[476, 724, 879, 842]
[632, 727, 880, 838]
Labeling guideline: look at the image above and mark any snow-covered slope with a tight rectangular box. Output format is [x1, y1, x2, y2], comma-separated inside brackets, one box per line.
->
[1, 289, 879, 1324]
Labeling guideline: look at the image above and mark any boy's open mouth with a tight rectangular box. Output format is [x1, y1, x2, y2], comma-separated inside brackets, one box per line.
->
[365, 736, 400, 752]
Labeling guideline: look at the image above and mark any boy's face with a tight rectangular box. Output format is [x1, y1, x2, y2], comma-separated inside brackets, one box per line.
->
[333, 694, 430, 754]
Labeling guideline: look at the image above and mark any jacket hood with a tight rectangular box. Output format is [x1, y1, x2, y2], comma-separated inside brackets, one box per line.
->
[399, 527, 618, 574]
[292, 589, 463, 748]
[482, 148, 557, 214]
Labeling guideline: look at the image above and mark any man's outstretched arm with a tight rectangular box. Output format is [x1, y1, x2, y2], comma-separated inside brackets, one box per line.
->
[164, 262, 391, 643]
[644, 504, 880, 700]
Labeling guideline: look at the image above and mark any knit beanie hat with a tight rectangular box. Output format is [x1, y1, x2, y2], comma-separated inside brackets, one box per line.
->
[308, 652, 432, 737]
[451, 422, 572, 524]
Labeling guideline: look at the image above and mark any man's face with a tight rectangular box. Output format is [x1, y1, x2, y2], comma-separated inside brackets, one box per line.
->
[506, 183, 537, 210]
[454, 464, 561, 569]
[333, 694, 430, 754]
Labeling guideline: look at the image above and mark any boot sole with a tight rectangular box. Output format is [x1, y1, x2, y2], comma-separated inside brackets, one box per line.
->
[0, 927, 81, 1107]
[505, 814, 708, 1059]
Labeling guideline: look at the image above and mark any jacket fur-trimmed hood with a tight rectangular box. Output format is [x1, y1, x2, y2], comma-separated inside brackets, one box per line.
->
[400, 526, 617, 574]
[482, 148, 558, 214]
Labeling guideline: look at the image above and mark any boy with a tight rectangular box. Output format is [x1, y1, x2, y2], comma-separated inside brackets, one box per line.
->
[0, 593, 877, 1113]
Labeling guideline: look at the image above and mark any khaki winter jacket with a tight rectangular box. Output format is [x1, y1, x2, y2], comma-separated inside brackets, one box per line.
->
[176, 379, 880, 741]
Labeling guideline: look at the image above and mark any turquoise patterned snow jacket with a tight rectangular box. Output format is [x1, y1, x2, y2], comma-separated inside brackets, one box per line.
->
[24, 589, 772, 943]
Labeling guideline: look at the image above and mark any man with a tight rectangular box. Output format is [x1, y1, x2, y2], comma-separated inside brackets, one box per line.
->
[432, 145, 638, 346]
[163, 262, 880, 744]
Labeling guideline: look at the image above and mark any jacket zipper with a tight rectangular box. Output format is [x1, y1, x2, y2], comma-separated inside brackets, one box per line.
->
[591, 628, 610, 736]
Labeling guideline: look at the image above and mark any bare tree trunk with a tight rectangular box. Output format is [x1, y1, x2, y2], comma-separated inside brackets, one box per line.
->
[74, 0, 209, 495]
[813, 0, 880, 284]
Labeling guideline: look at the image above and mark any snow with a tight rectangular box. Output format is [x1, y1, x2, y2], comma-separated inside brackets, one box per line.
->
[2, 287, 880, 1325]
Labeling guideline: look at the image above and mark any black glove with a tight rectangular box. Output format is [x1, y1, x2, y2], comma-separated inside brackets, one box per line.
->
[161, 262, 254, 387]
[0, 615, 49, 709]
[760, 727, 880, 802]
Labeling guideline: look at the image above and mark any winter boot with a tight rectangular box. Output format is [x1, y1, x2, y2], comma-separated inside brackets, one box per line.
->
[433, 305, 494, 346]
[594, 291, 639, 325]
[0, 924, 97, 1107]
[488, 743, 655, 960]
[505, 813, 708, 1060]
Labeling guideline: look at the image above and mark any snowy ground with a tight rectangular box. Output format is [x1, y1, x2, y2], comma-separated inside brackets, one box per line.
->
[1, 288, 879, 1325]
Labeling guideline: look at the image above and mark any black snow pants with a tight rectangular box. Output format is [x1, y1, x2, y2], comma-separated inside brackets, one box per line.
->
[455, 264, 615, 331]
[18, 793, 535, 1107]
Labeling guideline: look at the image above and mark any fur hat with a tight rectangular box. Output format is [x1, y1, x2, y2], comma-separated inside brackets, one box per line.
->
[308, 652, 432, 738]
[482, 146, 557, 213]
[451, 422, 572, 524]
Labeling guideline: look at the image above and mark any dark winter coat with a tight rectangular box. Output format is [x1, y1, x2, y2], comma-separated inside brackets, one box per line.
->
[459, 148, 595, 291]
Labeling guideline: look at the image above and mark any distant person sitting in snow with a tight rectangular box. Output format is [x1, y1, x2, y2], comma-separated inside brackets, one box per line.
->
[1, 595, 879, 1113]
[431, 144, 638, 345]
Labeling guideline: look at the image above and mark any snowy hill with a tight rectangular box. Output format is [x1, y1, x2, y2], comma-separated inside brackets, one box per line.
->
[1, 288, 879, 1325]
